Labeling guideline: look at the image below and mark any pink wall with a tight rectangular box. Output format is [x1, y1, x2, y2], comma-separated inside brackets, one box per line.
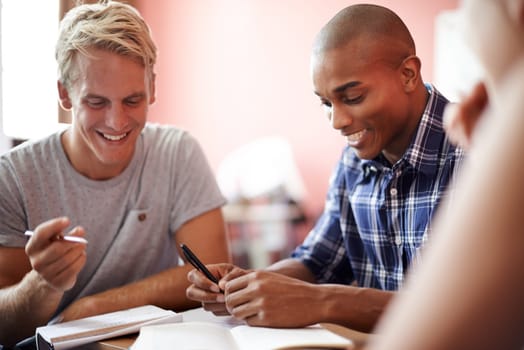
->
[138, 0, 459, 217]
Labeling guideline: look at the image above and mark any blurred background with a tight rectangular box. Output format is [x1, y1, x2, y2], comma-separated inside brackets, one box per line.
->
[1, 0, 481, 268]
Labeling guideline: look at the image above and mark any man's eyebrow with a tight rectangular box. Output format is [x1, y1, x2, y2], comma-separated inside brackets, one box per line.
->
[125, 92, 146, 99]
[314, 81, 362, 97]
[334, 81, 361, 93]
[84, 93, 105, 99]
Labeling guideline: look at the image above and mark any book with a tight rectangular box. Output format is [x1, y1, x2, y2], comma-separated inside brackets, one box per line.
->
[35, 305, 182, 350]
[130, 321, 354, 350]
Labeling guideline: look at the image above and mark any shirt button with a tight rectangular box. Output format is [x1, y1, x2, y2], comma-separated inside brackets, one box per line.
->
[390, 188, 398, 196]
[138, 213, 147, 222]
[395, 237, 402, 246]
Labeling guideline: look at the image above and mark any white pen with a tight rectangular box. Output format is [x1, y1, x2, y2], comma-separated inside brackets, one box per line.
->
[24, 230, 88, 244]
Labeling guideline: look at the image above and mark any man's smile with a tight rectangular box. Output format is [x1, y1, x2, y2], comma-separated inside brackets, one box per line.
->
[99, 131, 129, 142]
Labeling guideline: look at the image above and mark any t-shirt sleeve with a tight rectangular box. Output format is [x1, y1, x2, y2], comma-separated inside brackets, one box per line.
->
[167, 131, 227, 233]
[0, 155, 29, 247]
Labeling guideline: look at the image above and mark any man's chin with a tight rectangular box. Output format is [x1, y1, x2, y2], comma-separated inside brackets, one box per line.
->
[353, 149, 380, 161]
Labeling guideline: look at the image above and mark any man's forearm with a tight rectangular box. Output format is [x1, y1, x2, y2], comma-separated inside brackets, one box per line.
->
[0, 270, 62, 346]
[104, 264, 200, 310]
[61, 264, 199, 321]
[318, 284, 394, 332]
[266, 258, 317, 283]
[266, 258, 392, 331]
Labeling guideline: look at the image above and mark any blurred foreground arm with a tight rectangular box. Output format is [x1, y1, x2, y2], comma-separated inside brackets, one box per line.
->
[369, 62, 524, 350]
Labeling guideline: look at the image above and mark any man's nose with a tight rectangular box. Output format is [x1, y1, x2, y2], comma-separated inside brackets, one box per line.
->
[106, 104, 128, 130]
[330, 105, 353, 130]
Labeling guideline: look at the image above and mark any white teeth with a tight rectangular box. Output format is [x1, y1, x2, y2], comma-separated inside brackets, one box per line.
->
[103, 133, 127, 141]
[347, 130, 365, 142]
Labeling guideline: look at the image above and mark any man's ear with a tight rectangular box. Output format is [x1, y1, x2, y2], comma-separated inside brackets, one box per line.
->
[57, 80, 73, 110]
[400, 55, 421, 93]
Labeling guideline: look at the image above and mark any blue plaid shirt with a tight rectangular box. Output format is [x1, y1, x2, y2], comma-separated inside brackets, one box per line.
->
[292, 84, 464, 291]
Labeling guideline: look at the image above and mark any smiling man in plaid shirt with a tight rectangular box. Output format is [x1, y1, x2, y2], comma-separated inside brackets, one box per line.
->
[186, 3, 464, 332]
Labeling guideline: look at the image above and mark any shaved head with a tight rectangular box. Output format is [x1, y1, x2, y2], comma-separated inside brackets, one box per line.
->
[313, 4, 416, 66]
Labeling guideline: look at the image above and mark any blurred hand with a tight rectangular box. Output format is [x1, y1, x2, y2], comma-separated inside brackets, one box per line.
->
[444, 82, 489, 150]
[186, 263, 248, 316]
[25, 217, 87, 292]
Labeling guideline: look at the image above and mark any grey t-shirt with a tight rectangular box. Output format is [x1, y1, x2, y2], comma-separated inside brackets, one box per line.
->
[0, 124, 226, 317]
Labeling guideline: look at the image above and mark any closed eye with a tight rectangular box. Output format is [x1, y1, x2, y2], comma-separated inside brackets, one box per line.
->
[342, 95, 363, 105]
[124, 95, 145, 107]
[85, 98, 108, 109]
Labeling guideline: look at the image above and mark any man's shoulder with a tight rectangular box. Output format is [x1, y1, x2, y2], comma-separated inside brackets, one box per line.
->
[142, 123, 187, 139]
[1, 132, 61, 166]
[139, 124, 204, 161]
[141, 124, 193, 149]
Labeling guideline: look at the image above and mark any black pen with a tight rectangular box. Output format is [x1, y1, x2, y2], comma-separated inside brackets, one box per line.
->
[180, 243, 220, 285]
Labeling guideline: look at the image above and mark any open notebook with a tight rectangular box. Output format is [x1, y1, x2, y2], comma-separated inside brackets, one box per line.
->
[130, 321, 353, 350]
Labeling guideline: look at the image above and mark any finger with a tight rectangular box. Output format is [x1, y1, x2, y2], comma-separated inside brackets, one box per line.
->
[227, 296, 259, 321]
[223, 279, 262, 316]
[218, 267, 251, 292]
[40, 246, 87, 291]
[30, 231, 87, 265]
[186, 283, 223, 302]
[221, 266, 249, 281]
[245, 313, 267, 327]
[25, 217, 71, 253]
[36, 243, 86, 275]
[51, 250, 87, 291]
[201, 301, 229, 315]
[65, 226, 87, 241]
[187, 269, 221, 293]
[211, 309, 231, 317]
[222, 270, 257, 294]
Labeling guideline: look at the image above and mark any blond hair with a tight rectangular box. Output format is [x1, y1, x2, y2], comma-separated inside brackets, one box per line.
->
[56, 0, 157, 88]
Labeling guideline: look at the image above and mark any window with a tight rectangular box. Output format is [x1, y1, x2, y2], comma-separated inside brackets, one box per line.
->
[1, 0, 64, 141]
[434, 9, 484, 102]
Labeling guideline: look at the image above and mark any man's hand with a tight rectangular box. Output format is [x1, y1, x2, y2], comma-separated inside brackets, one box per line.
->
[186, 263, 248, 316]
[444, 82, 489, 150]
[25, 217, 87, 292]
[222, 270, 321, 328]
